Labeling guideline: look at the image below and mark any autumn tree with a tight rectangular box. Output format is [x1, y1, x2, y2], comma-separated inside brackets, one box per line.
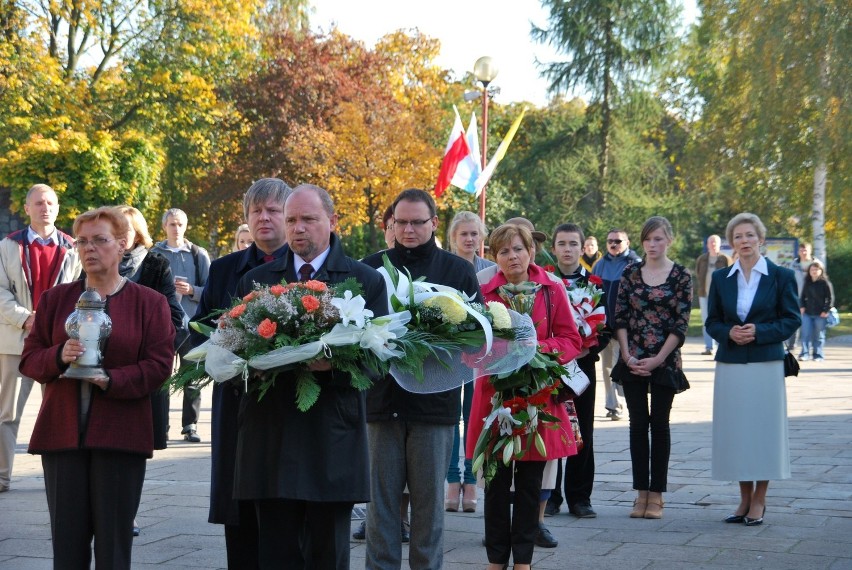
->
[682, 1, 850, 261]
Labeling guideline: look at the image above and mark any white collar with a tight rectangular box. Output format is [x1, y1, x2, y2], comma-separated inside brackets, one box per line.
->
[27, 226, 58, 245]
[727, 255, 768, 277]
[294, 247, 331, 279]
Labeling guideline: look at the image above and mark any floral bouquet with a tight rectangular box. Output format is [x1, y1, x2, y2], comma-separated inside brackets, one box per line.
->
[170, 278, 408, 411]
[378, 255, 537, 393]
[564, 274, 606, 349]
[470, 280, 581, 482]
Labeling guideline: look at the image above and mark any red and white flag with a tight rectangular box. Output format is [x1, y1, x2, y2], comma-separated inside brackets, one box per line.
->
[434, 106, 473, 197]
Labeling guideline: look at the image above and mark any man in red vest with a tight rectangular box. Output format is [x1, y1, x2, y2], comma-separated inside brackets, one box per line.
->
[0, 184, 81, 492]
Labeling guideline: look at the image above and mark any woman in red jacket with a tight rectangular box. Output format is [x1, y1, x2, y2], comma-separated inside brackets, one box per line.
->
[20, 207, 174, 570]
[467, 223, 582, 570]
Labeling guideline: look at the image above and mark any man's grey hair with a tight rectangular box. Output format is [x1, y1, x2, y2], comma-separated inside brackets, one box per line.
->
[26, 184, 56, 201]
[161, 208, 188, 226]
[243, 178, 293, 220]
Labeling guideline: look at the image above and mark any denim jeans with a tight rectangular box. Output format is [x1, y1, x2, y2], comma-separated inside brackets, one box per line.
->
[800, 314, 827, 358]
[447, 381, 476, 484]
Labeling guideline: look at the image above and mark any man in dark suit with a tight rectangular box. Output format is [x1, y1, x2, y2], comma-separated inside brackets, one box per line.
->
[233, 184, 387, 569]
[191, 178, 292, 568]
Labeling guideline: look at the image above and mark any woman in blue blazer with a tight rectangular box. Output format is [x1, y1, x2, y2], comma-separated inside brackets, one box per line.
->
[706, 213, 800, 526]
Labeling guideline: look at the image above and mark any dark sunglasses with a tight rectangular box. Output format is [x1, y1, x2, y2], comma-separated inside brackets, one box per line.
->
[607, 239, 623, 245]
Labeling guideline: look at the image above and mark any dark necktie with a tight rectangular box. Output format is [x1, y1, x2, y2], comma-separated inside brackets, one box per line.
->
[299, 264, 314, 282]
[262, 255, 275, 264]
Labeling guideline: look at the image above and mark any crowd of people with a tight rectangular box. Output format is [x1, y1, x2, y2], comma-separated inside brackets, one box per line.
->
[0, 179, 831, 569]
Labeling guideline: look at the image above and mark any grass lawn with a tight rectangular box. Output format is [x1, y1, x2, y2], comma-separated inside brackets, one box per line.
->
[687, 308, 852, 339]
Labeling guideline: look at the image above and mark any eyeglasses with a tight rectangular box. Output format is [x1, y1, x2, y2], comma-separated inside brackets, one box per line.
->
[75, 237, 115, 249]
[394, 219, 432, 229]
[607, 239, 623, 245]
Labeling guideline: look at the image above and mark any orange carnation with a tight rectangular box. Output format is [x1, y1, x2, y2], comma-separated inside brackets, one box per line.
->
[270, 285, 287, 296]
[303, 280, 327, 292]
[242, 291, 257, 302]
[257, 318, 277, 339]
[229, 304, 247, 318]
[301, 295, 321, 312]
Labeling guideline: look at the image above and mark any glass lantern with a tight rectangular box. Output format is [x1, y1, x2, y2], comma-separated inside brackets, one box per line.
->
[64, 287, 112, 378]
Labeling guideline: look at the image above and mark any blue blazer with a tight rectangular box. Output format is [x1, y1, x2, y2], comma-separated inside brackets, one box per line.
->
[706, 258, 801, 364]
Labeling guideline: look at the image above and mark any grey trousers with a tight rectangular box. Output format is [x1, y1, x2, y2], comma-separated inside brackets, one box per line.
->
[599, 343, 625, 412]
[365, 421, 454, 570]
[0, 353, 35, 488]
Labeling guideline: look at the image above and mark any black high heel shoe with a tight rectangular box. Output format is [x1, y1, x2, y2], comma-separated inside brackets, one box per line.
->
[744, 506, 766, 526]
[724, 513, 745, 524]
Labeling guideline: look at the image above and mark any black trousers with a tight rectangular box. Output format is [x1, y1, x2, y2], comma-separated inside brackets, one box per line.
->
[255, 499, 353, 570]
[225, 500, 260, 569]
[622, 380, 676, 492]
[42, 449, 146, 570]
[484, 461, 545, 565]
[551, 356, 597, 509]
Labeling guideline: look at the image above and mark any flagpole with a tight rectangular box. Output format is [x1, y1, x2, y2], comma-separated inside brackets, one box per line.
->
[473, 56, 498, 256]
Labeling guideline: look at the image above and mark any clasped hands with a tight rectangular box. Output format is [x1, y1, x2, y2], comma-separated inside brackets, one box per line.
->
[624, 354, 660, 377]
[729, 323, 756, 345]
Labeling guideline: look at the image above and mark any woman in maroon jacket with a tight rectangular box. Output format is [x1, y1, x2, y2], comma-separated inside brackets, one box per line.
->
[20, 207, 174, 570]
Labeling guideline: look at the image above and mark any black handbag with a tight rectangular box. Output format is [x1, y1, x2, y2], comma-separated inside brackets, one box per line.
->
[784, 349, 800, 377]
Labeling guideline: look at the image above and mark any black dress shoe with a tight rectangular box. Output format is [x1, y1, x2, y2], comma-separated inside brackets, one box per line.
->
[352, 520, 366, 540]
[132, 525, 140, 537]
[723, 514, 745, 524]
[534, 523, 558, 548]
[744, 506, 766, 526]
[569, 503, 597, 518]
[401, 521, 410, 543]
[544, 502, 560, 517]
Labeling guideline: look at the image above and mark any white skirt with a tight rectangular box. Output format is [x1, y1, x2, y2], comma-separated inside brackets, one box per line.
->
[712, 361, 791, 481]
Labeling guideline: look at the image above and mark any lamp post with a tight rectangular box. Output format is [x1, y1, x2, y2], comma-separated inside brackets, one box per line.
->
[473, 56, 498, 254]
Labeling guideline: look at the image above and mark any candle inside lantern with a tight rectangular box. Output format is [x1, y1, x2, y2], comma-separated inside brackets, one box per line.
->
[77, 321, 101, 366]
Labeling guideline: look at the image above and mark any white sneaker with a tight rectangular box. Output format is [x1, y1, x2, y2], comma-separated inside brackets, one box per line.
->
[798, 354, 810, 361]
[814, 356, 825, 362]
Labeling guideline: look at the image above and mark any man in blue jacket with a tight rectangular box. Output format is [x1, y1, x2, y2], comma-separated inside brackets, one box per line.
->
[592, 228, 640, 420]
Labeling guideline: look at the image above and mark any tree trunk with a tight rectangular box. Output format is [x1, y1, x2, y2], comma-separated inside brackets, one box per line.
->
[598, 17, 614, 210]
[812, 51, 830, 268]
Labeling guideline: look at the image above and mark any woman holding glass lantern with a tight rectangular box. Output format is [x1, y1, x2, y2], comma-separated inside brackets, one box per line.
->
[20, 207, 175, 570]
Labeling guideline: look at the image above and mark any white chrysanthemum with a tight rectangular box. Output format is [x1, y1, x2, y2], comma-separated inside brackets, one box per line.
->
[486, 301, 512, 329]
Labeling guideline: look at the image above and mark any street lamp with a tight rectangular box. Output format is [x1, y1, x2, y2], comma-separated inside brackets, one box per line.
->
[473, 56, 498, 253]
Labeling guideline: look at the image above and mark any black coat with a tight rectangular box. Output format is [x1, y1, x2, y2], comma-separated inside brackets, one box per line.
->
[232, 234, 387, 502]
[800, 278, 834, 316]
[120, 249, 186, 450]
[191, 243, 282, 524]
[361, 236, 483, 425]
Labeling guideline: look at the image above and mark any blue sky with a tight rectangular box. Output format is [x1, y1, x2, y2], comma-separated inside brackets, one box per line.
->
[310, 0, 699, 107]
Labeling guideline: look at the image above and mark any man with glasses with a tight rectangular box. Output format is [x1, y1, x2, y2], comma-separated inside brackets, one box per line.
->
[361, 189, 482, 570]
[592, 228, 640, 420]
[0, 184, 80, 493]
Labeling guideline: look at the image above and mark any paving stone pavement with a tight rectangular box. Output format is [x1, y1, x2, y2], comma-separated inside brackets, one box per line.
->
[1, 337, 850, 569]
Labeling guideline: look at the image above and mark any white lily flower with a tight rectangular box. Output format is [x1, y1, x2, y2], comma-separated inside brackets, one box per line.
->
[484, 406, 522, 436]
[360, 321, 404, 361]
[330, 290, 373, 328]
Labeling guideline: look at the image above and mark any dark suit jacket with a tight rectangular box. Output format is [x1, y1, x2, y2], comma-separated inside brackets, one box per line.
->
[191, 243, 277, 525]
[232, 234, 387, 502]
[706, 258, 801, 364]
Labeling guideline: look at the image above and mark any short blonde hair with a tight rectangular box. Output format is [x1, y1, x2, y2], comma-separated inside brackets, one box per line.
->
[113, 205, 153, 248]
[725, 212, 766, 245]
[73, 207, 129, 240]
